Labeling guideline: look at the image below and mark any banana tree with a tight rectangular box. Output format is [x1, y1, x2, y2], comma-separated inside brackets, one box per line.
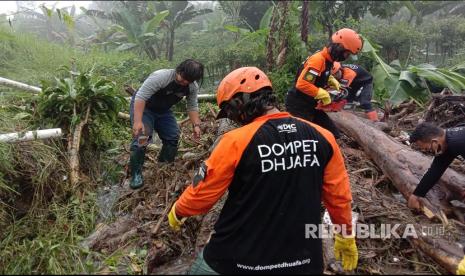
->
[81, 4, 169, 60]
[362, 37, 465, 106]
[10, 3, 74, 43]
[156, 1, 213, 61]
[38, 69, 125, 187]
[222, 25, 269, 69]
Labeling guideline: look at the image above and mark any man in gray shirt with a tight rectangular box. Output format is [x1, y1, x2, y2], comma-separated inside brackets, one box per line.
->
[129, 59, 204, 189]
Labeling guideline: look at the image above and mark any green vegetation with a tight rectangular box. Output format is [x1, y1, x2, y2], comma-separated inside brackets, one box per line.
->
[0, 192, 99, 274]
[0, 27, 133, 274]
[1, 1, 465, 274]
[362, 37, 465, 105]
[0, 25, 173, 92]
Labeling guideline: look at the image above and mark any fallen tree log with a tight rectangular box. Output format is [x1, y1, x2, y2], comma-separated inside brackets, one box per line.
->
[409, 235, 464, 275]
[329, 111, 465, 273]
[329, 111, 465, 214]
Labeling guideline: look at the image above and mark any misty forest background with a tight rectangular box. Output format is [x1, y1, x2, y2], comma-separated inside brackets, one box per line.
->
[1, 1, 465, 274]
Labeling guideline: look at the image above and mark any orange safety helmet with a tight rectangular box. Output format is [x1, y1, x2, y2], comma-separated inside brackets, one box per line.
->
[331, 62, 341, 75]
[331, 28, 363, 55]
[216, 67, 272, 108]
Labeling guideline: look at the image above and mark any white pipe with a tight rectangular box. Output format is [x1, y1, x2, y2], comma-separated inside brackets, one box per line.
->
[198, 94, 216, 100]
[0, 77, 42, 93]
[0, 128, 63, 143]
[118, 112, 130, 120]
[0, 76, 216, 101]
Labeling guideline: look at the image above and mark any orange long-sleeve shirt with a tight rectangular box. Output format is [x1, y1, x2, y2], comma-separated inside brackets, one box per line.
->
[175, 111, 352, 273]
[295, 47, 334, 97]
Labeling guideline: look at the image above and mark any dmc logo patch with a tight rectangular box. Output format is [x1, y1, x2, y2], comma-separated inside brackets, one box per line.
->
[277, 123, 297, 133]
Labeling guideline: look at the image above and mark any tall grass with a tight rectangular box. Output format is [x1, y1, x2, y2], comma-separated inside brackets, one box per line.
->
[0, 142, 16, 226]
[0, 192, 99, 274]
[0, 28, 73, 85]
[0, 100, 94, 274]
[0, 27, 145, 274]
[0, 26, 173, 93]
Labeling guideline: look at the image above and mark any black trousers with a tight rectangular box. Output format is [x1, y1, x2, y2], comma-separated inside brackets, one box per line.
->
[347, 82, 373, 112]
[285, 88, 341, 139]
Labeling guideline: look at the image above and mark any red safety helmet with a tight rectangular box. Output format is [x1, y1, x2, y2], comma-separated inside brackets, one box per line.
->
[332, 62, 341, 75]
[331, 28, 363, 55]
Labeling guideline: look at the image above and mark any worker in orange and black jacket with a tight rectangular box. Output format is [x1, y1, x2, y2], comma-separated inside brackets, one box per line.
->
[167, 67, 357, 274]
[285, 28, 363, 139]
[331, 62, 378, 122]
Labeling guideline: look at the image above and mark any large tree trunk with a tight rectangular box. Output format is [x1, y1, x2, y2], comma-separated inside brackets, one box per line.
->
[276, 1, 290, 69]
[325, 24, 333, 40]
[168, 28, 175, 62]
[329, 111, 465, 218]
[265, 5, 279, 71]
[329, 111, 464, 274]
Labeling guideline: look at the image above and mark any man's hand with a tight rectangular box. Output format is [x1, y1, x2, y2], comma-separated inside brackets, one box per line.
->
[193, 124, 201, 140]
[132, 121, 145, 137]
[408, 194, 422, 210]
[334, 234, 358, 271]
[315, 88, 332, 105]
[328, 75, 341, 91]
[168, 203, 186, 231]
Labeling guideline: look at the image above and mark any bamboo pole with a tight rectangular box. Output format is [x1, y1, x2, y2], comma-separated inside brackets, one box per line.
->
[0, 128, 62, 143]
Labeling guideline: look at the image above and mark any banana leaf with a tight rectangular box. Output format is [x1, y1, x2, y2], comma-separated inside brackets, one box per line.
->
[363, 37, 464, 106]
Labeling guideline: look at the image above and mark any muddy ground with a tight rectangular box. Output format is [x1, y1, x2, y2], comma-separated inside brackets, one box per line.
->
[84, 101, 465, 275]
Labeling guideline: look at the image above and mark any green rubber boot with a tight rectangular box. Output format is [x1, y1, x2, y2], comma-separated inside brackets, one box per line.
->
[129, 148, 145, 189]
[158, 144, 178, 163]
